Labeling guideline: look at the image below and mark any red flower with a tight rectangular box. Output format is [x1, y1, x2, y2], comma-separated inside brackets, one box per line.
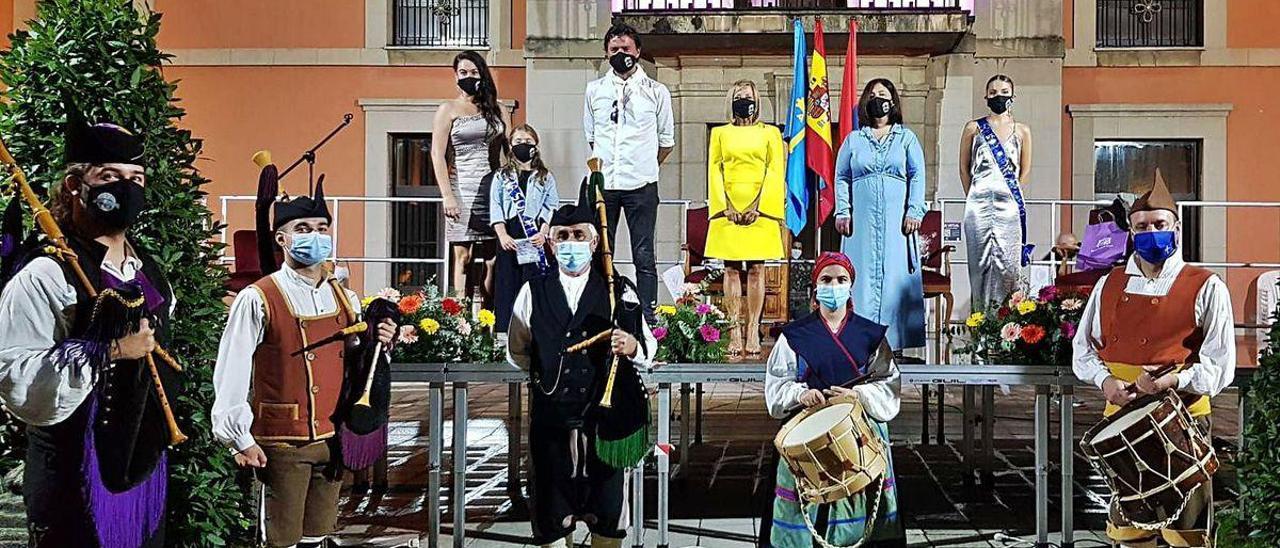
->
[997, 306, 1011, 319]
[1021, 324, 1046, 345]
[442, 298, 463, 316]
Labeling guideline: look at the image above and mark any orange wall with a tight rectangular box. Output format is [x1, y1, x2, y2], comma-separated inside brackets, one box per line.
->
[1227, 0, 1280, 49]
[1063, 66, 1280, 314]
[154, 0, 365, 49]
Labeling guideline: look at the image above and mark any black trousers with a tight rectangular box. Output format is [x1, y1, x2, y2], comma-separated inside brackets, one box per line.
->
[527, 422, 626, 544]
[602, 182, 659, 322]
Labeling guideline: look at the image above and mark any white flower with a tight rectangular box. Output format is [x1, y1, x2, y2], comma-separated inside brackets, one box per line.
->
[458, 318, 472, 336]
[377, 287, 402, 302]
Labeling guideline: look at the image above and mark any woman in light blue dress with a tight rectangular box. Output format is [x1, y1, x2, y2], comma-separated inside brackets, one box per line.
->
[833, 78, 927, 351]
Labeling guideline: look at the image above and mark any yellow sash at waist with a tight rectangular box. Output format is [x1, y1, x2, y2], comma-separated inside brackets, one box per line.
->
[1104, 362, 1210, 417]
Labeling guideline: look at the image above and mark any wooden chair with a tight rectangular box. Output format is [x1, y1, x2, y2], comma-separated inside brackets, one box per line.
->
[681, 205, 717, 287]
[226, 229, 265, 294]
[918, 210, 954, 445]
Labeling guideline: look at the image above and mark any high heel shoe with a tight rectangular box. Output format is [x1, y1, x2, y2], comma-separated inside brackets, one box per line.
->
[745, 322, 762, 357]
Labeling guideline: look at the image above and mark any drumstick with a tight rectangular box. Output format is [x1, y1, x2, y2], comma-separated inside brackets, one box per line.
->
[1123, 363, 1180, 395]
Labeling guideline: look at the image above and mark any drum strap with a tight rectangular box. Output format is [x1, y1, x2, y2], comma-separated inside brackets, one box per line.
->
[799, 475, 885, 548]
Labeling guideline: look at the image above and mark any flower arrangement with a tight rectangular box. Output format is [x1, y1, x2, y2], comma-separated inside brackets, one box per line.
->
[652, 284, 733, 363]
[365, 283, 504, 363]
[959, 285, 1089, 365]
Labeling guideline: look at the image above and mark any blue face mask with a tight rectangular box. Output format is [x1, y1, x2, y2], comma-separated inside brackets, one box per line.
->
[286, 232, 332, 266]
[555, 241, 592, 274]
[815, 283, 852, 311]
[1133, 230, 1178, 265]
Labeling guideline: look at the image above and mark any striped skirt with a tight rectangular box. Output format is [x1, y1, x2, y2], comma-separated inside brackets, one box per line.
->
[771, 420, 902, 547]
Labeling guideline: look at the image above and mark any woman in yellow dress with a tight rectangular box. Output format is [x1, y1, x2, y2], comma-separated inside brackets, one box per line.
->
[706, 79, 786, 357]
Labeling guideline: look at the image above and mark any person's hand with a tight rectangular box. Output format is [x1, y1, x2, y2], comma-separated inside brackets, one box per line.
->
[902, 217, 921, 235]
[442, 195, 461, 220]
[1134, 370, 1178, 395]
[741, 208, 760, 226]
[528, 232, 546, 247]
[835, 217, 852, 237]
[497, 232, 518, 252]
[611, 329, 638, 358]
[234, 445, 268, 468]
[1102, 377, 1136, 407]
[110, 318, 156, 361]
[823, 385, 858, 400]
[799, 389, 826, 407]
[376, 319, 397, 347]
[725, 204, 741, 225]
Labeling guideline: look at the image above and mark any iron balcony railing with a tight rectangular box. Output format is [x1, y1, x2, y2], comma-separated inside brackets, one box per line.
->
[613, 0, 970, 12]
[1097, 0, 1203, 49]
[392, 0, 489, 48]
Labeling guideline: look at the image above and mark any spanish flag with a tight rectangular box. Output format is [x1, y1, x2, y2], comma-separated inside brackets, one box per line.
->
[806, 19, 836, 226]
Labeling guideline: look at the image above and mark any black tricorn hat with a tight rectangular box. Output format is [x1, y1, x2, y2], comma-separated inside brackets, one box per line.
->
[550, 175, 598, 227]
[272, 179, 332, 230]
[64, 102, 145, 166]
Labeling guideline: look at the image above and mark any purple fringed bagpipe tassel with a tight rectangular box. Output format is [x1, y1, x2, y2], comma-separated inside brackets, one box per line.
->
[83, 397, 167, 548]
[341, 422, 387, 471]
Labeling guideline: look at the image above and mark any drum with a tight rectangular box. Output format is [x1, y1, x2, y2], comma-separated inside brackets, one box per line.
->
[1080, 390, 1218, 529]
[774, 395, 887, 504]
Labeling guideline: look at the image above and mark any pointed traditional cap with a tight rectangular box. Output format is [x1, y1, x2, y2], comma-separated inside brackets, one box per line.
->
[64, 102, 145, 166]
[549, 175, 598, 227]
[272, 179, 332, 230]
[1130, 168, 1178, 218]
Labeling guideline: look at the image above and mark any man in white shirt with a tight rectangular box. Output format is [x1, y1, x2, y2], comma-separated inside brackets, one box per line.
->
[507, 197, 658, 548]
[583, 23, 675, 322]
[1072, 170, 1234, 548]
[211, 183, 395, 548]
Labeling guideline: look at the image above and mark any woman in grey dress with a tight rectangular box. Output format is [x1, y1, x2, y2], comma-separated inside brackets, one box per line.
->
[431, 51, 510, 300]
[959, 74, 1034, 311]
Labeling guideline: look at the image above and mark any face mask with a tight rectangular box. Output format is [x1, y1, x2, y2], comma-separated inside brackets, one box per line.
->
[457, 77, 481, 96]
[556, 241, 592, 274]
[868, 97, 893, 119]
[732, 98, 756, 120]
[83, 179, 146, 230]
[987, 95, 1013, 114]
[609, 52, 637, 75]
[286, 232, 333, 267]
[1133, 230, 1178, 264]
[815, 283, 852, 311]
[512, 143, 537, 163]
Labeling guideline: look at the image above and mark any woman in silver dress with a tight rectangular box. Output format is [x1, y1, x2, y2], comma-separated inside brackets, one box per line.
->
[431, 50, 511, 300]
[959, 74, 1034, 311]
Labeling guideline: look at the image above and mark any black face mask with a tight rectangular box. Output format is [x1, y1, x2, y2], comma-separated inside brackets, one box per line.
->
[987, 95, 1013, 114]
[732, 98, 756, 120]
[868, 97, 893, 119]
[84, 179, 145, 230]
[512, 143, 537, 163]
[457, 77, 482, 96]
[609, 52, 637, 75]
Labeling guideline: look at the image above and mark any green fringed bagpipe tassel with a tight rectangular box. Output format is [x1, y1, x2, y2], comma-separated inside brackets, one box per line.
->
[595, 424, 649, 470]
[594, 357, 651, 470]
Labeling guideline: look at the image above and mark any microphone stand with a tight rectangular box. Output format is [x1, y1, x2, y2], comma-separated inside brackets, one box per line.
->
[279, 113, 354, 194]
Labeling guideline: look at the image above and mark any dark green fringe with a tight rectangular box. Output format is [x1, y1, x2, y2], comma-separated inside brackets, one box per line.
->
[595, 427, 648, 469]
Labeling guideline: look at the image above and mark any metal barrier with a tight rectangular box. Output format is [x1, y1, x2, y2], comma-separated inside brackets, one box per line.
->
[389, 362, 1257, 548]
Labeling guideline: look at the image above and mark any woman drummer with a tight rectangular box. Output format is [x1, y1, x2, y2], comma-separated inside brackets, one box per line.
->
[763, 252, 906, 548]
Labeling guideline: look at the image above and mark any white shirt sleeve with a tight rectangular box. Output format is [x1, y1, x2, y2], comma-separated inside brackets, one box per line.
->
[211, 287, 268, 452]
[1178, 275, 1236, 396]
[583, 81, 597, 145]
[853, 339, 902, 423]
[0, 257, 94, 426]
[1072, 276, 1112, 389]
[655, 84, 676, 148]
[764, 334, 810, 419]
[506, 282, 534, 371]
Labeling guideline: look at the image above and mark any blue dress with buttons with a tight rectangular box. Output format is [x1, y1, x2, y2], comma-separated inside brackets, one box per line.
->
[834, 124, 927, 350]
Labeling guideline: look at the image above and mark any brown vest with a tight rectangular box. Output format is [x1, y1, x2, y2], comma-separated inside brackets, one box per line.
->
[248, 275, 357, 442]
[1097, 264, 1213, 416]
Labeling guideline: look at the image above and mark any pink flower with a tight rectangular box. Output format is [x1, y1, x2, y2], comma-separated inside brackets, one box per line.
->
[698, 324, 721, 342]
[1038, 285, 1059, 302]
[653, 326, 668, 341]
[1060, 298, 1084, 311]
[680, 283, 702, 297]
[1000, 322, 1022, 342]
[1008, 290, 1027, 307]
[1060, 321, 1077, 339]
[696, 303, 712, 315]
[377, 288, 402, 302]
[398, 324, 419, 345]
[457, 318, 472, 336]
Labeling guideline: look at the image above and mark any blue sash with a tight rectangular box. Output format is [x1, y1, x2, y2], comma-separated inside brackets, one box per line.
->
[976, 118, 1034, 267]
[504, 172, 550, 272]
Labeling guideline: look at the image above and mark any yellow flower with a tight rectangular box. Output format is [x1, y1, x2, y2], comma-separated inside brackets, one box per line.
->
[657, 305, 677, 316]
[965, 312, 985, 327]
[1017, 300, 1037, 315]
[361, 295, 376, 309]
[477, 309, 496, 328]
[419, 318, 441, 335]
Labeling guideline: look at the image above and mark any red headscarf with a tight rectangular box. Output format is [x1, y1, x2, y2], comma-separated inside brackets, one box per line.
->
[812, 252, 855, 286]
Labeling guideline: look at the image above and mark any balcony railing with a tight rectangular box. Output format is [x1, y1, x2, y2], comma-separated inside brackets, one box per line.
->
[1097, 0, 1203, 48]
[392, 0, 489, 48]
[613, 0, 971, 12]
